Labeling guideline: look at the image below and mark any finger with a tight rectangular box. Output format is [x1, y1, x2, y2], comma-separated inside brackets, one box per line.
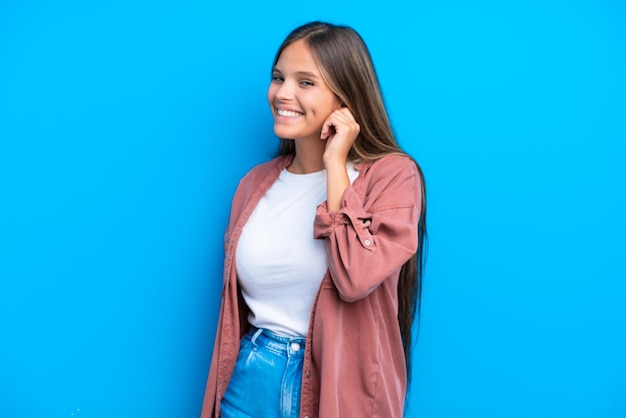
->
[335, 108, 356, 122]
[321, 115, 334, 139]
[321, 117, 336, 140]
[321, 109, 356, 139]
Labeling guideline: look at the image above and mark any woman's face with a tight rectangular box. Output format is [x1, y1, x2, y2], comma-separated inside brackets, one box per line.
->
[268, 39, 342, 142]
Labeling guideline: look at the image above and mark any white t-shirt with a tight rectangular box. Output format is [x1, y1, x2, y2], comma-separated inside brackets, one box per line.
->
[236, 165, 359, 336]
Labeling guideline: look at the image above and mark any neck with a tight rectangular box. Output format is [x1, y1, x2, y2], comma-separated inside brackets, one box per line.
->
[287, 137, 325, 174]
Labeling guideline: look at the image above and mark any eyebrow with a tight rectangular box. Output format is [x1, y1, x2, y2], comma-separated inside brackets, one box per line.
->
[272, 68, 320, 79]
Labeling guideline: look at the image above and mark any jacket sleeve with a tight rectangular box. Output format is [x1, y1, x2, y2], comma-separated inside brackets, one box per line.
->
[313, 156, 421, 302]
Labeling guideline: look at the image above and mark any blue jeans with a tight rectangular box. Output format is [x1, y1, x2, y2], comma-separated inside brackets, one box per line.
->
[220, 327, 306, 418]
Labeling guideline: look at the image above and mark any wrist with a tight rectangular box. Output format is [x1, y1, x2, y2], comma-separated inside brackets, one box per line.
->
[323, 155, 347, 170]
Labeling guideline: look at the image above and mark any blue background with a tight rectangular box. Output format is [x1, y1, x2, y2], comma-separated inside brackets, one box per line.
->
[1, 0, 625, 417]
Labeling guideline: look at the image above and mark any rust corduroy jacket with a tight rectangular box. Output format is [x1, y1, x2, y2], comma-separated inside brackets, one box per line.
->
[201, 153, 422, 418]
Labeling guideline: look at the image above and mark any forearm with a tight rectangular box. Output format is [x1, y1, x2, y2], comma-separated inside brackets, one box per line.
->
[315, 155, 422, 302]
[325, 159, 350, 212]
[315, 187, 420, 302]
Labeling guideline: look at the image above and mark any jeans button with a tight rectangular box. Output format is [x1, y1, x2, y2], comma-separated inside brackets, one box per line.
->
[291, 342, 301, 352]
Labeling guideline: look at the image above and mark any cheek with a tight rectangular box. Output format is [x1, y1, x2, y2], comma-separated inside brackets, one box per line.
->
[317, 95, 341, 117]
[267, 86, 276, 107]
[267, 87, 274, 108]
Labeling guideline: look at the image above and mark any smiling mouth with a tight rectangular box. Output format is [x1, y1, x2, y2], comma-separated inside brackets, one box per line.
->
[276, 109, 303, 117]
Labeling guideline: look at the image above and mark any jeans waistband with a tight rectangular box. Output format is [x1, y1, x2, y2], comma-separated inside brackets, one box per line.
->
[248, 327, 306, 358]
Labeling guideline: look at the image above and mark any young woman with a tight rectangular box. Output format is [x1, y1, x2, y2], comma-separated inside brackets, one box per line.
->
[201, 21, 426, 418]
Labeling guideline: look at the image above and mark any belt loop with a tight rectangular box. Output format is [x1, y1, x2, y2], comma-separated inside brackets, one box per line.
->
[251, 328, 263, 345]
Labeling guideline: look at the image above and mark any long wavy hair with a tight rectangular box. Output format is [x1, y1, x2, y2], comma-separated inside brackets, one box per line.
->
[272, 21, 427, 383]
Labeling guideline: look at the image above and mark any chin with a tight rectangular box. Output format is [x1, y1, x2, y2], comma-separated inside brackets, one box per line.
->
[274, 126, 295, 139]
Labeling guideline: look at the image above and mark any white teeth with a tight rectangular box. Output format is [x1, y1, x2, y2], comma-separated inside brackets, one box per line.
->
[277, 109, 302, 117]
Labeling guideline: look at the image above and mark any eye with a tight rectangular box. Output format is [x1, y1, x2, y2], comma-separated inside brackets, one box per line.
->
[300, 80, 314, 87]
[271, 75, 284, 83]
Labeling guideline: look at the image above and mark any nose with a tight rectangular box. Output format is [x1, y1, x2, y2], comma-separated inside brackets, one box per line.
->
[274, 80, 294, 101]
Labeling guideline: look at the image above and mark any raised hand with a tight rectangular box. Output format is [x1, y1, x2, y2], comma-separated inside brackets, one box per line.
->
[321, 108, 360, 166]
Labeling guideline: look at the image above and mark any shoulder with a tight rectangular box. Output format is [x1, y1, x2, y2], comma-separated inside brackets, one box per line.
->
[372, 153, 417, 171]
[228, 155, 291, 225]
[355, 154, 421, 207]
[359, 153, 419, 184]
[238, 155, 291, 189]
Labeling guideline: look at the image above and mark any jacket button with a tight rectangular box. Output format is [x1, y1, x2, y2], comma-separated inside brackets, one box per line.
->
[364, 239, 371, 246]
[305, 369, 311, 378]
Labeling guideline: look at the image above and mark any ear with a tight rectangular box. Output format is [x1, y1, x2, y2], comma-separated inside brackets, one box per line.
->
[334, 94, 345, 109]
